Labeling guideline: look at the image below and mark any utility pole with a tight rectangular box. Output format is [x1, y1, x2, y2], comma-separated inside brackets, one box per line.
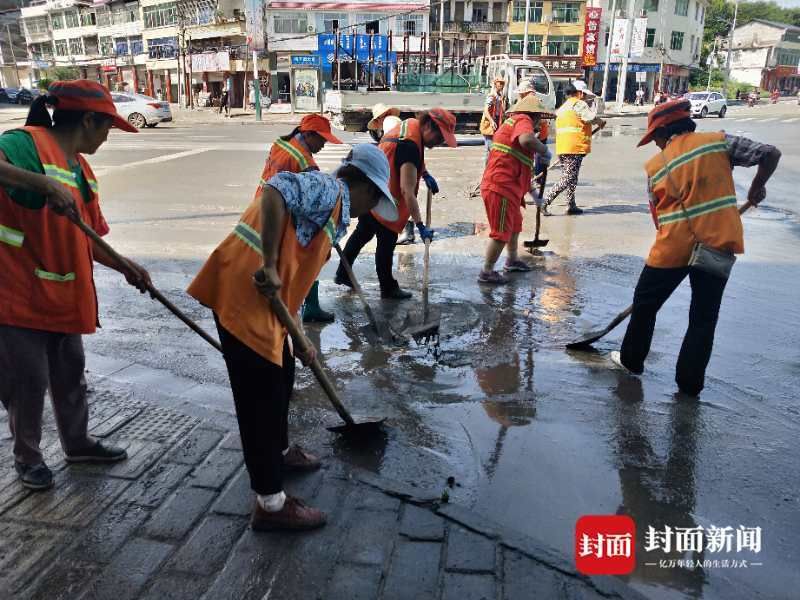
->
[5, 23, 21, 87]
[600, 0, 617, 101]
[706, 37, 717, 91]
[615, 0, 636, 111]
[723, 0, 738, 98]
[438, 0, 445, 74]
[522, 0, 531, 60]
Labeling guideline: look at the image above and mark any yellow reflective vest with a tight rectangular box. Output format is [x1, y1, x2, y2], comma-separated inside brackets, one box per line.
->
[555, 97, 593, 155]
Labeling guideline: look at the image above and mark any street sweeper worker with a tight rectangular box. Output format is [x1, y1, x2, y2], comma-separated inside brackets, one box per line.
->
[0, 80, 151, 491]
[256, 113, 343, 323]
[335, 108, 457, 299]
[516, 79, 551, 183]
[188, 144, 397, 531]
[543, 80, 606, 216]
[478, 95, 554, 285]
[481, 76, 509, 163]
[610, 99, 781, 396]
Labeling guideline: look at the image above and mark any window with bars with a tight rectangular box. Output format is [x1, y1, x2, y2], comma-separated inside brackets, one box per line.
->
[99, 36, 114, 56]
[552, 2, 581, 23]
[148, 37, 177, 59]
[316, 12, 348, 32]
[24, 17, 50, 35]
[512, 1, 543, 22]
[143, 3, 177, 29]
[645, 28, 656, 47]
[96, 8, 111, 27]
[675, 0, 689, 17]
[68, 38, 83, 55]
[54, 39, 68, 56]
[670, 30, 684, 50]
[397, 14, 424, 35]
[80, 10, 96, 27]
[115, 38, 128, 55]
[130, 35, 143, 54]
[509, 35, 543, 56]
[355, 14, 383, 34]
[644, 0, 659, 12]
[65, 10, 80, 28]
[83, 36, 99, 55]
[547, 35, 580, 55]
[273, 12, 308, 34]
[51, 13, 64, 30]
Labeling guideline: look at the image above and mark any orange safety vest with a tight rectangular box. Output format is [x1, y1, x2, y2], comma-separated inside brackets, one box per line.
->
[480, 93, 507, 136]
[187, 190, 342, 366]
[644, 131, 743, 268]
[374, 119, 425, 233]
[255, 137, 317, 200]
[481, 114, 535, 201]
[0, 126, 104, 334]
[555, 97, 592, 155]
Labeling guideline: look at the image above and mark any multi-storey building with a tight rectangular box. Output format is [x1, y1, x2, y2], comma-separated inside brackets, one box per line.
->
[265, 0, 430, 99]
[1, 3, 29, 88]
[591, 0, 707, 102]
[429, 0, 509, 66]
[507, 0, 587, 91]
[722, 19, 800, 93]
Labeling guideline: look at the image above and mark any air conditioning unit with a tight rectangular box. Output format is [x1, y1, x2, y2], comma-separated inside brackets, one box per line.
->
[307, 25, 316, 33]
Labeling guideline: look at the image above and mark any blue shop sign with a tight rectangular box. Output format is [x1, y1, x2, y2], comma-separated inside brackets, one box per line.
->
[591, 63, 661, 73]
[316, 33, 396, 71]
[291, 55, 321, 66]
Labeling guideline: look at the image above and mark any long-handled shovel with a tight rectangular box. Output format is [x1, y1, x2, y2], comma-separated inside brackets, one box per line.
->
[567, 202, 754, 350]
[333, 243, 401, 344]
[401, 190, 440, 341]
[524, 164, 549, 252]
[72, 215, 223, 353]
[255, 271, 385, 436]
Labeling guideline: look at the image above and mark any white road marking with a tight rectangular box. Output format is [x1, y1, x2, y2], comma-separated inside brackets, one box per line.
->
[93, 148, 211, 175]
[784, 118, 799, 123]
[736, 117, 754, 121]
[758, 118, 777, 122]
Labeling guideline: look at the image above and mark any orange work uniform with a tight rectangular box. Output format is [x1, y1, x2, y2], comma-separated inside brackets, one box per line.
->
[374, 119, 425, 233]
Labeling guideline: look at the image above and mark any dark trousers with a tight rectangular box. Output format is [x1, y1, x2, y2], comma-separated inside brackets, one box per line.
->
[336, 212, 400, 293]
[620, 265, 728, 396]
[0, 325, 92, 465]
[215, 315, 294, 495]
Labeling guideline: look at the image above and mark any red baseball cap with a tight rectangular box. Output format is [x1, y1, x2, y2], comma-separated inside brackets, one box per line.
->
[48, 80, 138, 133]
[638, 99, 692, 147]
[429, 108, 457, 147]
[299, 113, 342, 144]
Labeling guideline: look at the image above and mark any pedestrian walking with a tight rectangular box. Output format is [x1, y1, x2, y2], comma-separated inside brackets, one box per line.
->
[255, 114, 343, 323]
[335, 109, 457, 299]
[0, 80, 152, 491]
[219, 90, 229, 116]
[187, 145, 396, 531]
[635, 87, 645, 106]
[610, 100, 781, 396]
[480, 77, 509, 163]
[478, 95, 554, 284]
[542, 81, 606, 216]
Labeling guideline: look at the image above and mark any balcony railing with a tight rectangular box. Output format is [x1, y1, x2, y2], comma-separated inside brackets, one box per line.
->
[441, 21, 508, 34]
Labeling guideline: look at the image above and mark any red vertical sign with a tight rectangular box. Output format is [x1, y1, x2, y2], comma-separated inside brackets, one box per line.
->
[582, 8, 603, 67]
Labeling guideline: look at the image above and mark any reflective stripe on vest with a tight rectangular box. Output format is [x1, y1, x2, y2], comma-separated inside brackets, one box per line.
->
[43, 163, 79, 190]
[34, 268, 76, 282]
[0, 223, 24, 247]
[656, 195, 737, 227]
[650, 140, 729, 186]
[274, 138, 310, 171]
[498, 197, 508, 232]
[490, 142, 533, 168]
[233, 212, 339, 254]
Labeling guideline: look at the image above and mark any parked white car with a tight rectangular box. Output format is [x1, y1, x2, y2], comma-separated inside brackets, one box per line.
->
[687, 91, 727, 118]
[111, 93, 172, 128]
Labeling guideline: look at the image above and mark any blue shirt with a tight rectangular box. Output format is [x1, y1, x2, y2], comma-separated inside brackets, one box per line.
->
[266, 170, 350, 247]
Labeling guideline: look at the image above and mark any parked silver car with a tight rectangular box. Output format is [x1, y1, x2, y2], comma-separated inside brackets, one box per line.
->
[687, 91, 727, 118]
[111, 93, 172, 128]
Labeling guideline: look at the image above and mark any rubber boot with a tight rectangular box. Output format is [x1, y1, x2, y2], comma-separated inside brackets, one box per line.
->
[396, 221, 415, 245]
[302, 281, 335, 323]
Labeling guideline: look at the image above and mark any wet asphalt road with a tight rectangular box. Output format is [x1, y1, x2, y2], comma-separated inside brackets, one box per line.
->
[6, 101, 797, 599]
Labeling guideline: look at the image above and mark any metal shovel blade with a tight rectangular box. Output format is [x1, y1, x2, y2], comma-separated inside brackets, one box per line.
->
[566, 305, 633, 350]
[400, 308, 441, 342]
[326, 417, 387, 435]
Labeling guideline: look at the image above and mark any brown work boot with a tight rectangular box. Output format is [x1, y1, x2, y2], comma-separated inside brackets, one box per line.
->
[283, 444, 322, 472]
[250, 496, 327, 531]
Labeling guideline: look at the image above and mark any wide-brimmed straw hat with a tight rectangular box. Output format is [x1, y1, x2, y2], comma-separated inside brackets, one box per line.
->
[507, 95, 555, 118]
[637, 99, 692, 147]
[367, 103, 401, 131]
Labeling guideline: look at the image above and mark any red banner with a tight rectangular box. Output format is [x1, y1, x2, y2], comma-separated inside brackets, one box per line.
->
[582, 7, 602, 67]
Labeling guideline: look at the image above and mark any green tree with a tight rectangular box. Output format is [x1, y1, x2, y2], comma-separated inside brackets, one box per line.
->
[48, 66, 80, 81]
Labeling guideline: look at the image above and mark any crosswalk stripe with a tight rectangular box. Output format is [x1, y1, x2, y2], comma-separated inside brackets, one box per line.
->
[736, 117, 754, 121]
[784, 118, 799, 123]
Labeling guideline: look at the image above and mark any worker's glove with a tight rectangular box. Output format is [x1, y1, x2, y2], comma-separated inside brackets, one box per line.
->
[416, 222, 435, 242]
[422, 172, 439, 195]
[537, 147, 552, 166]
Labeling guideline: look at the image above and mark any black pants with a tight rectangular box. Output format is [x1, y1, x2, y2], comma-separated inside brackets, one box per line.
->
[620, 265, 728, 396]
[215, 315, 294, 495]
[336, 212, 400, 293]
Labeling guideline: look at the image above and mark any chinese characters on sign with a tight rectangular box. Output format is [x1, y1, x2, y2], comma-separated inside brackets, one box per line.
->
[582, 8, 602, 67]
[610, 18, 629, 63]
[644, 525, 762, 555]
[538, 58, 582, 72]
[630, 18, 649, 58]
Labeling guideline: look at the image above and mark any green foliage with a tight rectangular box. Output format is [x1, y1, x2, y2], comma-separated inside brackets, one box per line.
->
[36, 78, 52, 91]
[48, 66, 80, 81]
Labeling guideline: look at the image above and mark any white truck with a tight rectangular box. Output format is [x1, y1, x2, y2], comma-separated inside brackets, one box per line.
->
[323, 55, 555, 134]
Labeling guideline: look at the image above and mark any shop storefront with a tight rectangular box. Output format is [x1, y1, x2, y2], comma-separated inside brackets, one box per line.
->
[589, 63, 661, 102]
[762, 65, 800, 93]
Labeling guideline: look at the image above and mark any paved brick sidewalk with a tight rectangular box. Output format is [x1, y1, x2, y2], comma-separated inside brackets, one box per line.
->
[1, 367, 646, 600]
